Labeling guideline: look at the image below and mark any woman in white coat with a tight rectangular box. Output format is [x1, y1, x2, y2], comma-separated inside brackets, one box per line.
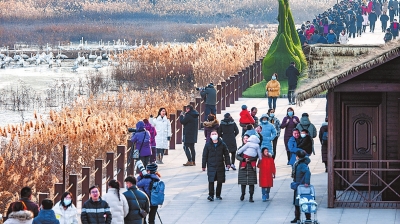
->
[102, 179, 129, 224]
[150, 107, 172, 164]
[4, 201, 33, 224]
[338, 31, 349, 44]
[52, 192, 78, 224]
[362, 12, 369, 33]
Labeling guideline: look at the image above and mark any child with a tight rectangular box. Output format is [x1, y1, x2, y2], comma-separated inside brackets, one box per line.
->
[258, 147, 276, 201]
[236, 135, 261, 170]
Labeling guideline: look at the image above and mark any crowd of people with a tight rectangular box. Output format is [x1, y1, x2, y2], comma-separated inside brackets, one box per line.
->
[298, 0, 400, 45]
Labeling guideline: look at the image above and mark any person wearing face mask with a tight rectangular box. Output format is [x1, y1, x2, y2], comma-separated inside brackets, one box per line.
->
[202, 130, 231, 201]
[53, 192, 78, 224]
[267, 109, 281, 160]
[258, 114, 277, 157]
[297, 129, 313, 156]
[288, 129, 302, 166]
[296, 113, 317, 155]
[280, 107, 300, 165]
[265, 73, 281, 110]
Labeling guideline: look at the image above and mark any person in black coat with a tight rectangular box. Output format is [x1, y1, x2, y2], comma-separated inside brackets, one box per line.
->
[4, 187, 39, 221]
[368, 10, 378, 32]
[381, 11, 390, 32]
[81, 186, 112, 224]
[180, 104, 200, 166]
[200, 83, 217, 121]
[202, 130, 231, 201]
[297, 129, 313, 156]
[218, 113, 240, 170]
[348, 15, 357, 38]
[123, 176, 150, 224]
[390, 19, 400, 38]
[285, 62, 300, 105]
[356, 13, 364, 37]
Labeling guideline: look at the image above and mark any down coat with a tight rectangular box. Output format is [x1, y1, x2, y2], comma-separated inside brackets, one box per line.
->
[202, 138, 230, 183]
[296, 116, 317, 154]
[259, 115, 277, 155]
[203, 119, 220, 144]
[319, 122, 328, 163]
[218, 118, 239, 153]
[258, 154, 276, 188]
[281, 115, 300, 151]
[137, 173, 161, 198]
[236, 146, 258, 185]
[150, 115, 171, 149]
[292, 157, 311, 206]
[102, 188, 129, 224]
[179, 109, 199, 144]
[265, 79, 281, 97]
[131, 121, 151, 157]
[4, 210, 34, 224]
[32, 210, 59, 224]
[80, 198, 112, 224]
[52, 201, 78, 224]
[122, 186, 150, 224]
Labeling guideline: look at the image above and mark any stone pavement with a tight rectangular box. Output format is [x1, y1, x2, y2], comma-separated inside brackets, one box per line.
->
[153, 97, 400, 224]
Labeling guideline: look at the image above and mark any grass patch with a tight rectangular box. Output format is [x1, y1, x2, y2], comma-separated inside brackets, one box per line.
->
[242, 79, 288, 98]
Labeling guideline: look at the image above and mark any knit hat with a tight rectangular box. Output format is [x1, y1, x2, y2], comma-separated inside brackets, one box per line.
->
[143, 119, 149, 123]
[224, 113, 231, 119]
[241, 105, 247, 110]
[146, 163, 158, 173]
[302, 113, 309, 117]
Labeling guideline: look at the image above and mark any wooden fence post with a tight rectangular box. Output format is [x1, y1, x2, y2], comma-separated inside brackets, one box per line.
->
[195, 98, 202, 130]
[169, 113, 176, 150]
[217, 84, 222, 114]
[225, 79, 230, 108]
[234, 74, 239, 101]
[38, 193, 48, 205]
[68, 174, 78, 204]
[221, 81, 226, 110]
[176, 110, 182, 144]
[54, 183, 63, 204]
[230, 76, 235, 104]
[95, 159, 103, 194]
[244, 68, 249, 90]
[117, 145, 125, 183]
[126, 139, 135, 175]
[106, 152, 114, 188]
[249, 65, 254, 86]
[238, 71, 243, 98]
[81, 167, 90, 203]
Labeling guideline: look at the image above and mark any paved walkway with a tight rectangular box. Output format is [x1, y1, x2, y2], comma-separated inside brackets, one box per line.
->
[154, 97, 400, 224]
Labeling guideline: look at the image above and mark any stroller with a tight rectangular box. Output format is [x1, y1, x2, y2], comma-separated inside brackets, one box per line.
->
[296, 184, 319, 224]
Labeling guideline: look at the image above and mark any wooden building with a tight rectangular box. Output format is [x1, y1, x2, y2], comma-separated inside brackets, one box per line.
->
[296, 43, 400, 208]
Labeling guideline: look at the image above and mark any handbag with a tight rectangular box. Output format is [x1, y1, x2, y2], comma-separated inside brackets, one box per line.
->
[290, 174, 305, 190]
[265, 90, 269, 97]
[131, 190, 148, 218]
[132, 133, 146, 159]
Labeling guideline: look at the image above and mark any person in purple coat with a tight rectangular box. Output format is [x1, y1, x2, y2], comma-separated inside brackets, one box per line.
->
[280, 107, 300, 165]
[143, 119, 157, 164]
[131, 121, 152, 169]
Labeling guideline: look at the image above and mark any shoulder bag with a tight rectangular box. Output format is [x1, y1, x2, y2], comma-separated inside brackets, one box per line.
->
[131, 190, 148, 218]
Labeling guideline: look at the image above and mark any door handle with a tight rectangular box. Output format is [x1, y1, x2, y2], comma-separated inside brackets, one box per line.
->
[372, 136, 376, 152]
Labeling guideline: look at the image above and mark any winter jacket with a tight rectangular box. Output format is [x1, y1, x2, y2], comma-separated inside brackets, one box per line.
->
[326, 33, 337, 44]
[384, 32, 393, 42]
[280, 115, 300, 151]
[317, 35, 328, 44]
[52, 201, 78, 224]
[357, 14, 364, 27]
[143, 121, 157, 147]
[362, 14, 369, 25]
[239, 110, 255, 125]
[236, 135, 261, 158]
[137, 173, 161, 199]
[203, 120, 220, 143]
[297, 135, 313, 155]
[265, 79, 280, 97]
[319, 122, 328, 163]
[390, 22, 399, 37]
[150, 115, 171, 149]
[268, 115, 281, 138]
[236, 147, 258, 185]
[298, 33, 307, 46]
[349, 18, 357, 33]
[285, 65, 300, 87]
[32, 209, 59, 224]
[4, 211, 33, 224]
[292, 157, 311, 206]
[375, 2, 382, 16]
[381, 14, 390, 24]
[309, 34, 321, 44]
[5, 198, 39, 221]
[296, 116, 317, 153]
[202, 138, 231, 183]
[200, 85, 217, 105]
[179, 108, 199, 143]
[131, 123, 151, 157]
[80, 198, 111, 224]
[288, 137, 302, 165]
[257, 154, 276, 188]
[218, 118, 239, 153]
[259, 115, 277, 155]
[123, 186, 150, 224]
[102, 188, 129, 224]
[368, 12, 378, 23]
[338, 33, 348, 44]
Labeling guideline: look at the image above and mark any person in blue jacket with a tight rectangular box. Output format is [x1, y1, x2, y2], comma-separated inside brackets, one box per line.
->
[326, 29, 337, 44]
[288, 128, 302, 165]
[259, 114, 277, 156]
[33, 199, 60, 224]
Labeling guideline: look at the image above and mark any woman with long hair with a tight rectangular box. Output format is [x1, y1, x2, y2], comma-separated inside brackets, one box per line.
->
[150, 107, 172, 164]
[4, 202, 34, 224]
[52, 192, 78, 224]
[102, 180, 129, 224]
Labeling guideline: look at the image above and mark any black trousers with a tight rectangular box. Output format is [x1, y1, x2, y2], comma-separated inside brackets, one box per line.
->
[288, 85, 296, 104]
[370, 22, 376, 32]
[382, 22, 388, 31]
[356, 26, 362, 36]
[184, 143, 195, 162]
[241, 184, 254, 195]
[229, 151, 236, 165]
[209, 181, 222, 197]
[147, 205, 158, 224]
[295, 205, 311, 220]
[272, 136, 278, 160]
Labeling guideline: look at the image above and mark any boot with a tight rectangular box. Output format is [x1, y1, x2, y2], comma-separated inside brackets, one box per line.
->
[183, 161, 193, 166]
[240, 194, 245, 201]
[249, 195, 254, 202]
[192, 161, 196, 166]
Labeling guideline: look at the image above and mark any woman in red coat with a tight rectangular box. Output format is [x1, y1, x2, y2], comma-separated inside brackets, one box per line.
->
[257, 147, 276, 201]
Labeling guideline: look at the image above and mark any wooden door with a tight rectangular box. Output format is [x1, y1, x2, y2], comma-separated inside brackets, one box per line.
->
[343, 102, 381, 186]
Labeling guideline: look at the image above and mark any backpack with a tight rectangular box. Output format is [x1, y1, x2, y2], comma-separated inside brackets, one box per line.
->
[149, 180, 165, 206]
[322, 131, 328, 144]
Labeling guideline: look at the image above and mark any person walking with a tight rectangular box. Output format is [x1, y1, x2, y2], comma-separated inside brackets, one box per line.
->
[319, 117, 328, 172]
[285, 62, 300, 105]
[381, 11, 390, 32]
[390, 18, 400, 39]
[81, 186, 112, 224]
[102, 180, 129, 224]
[137, 164, 162, 224]
[290, 150, 311, 223]
[280, 107, 300, 165]
[180, 104, 199, 166]
[236, 134, 259, 202]
[32, 199, 59, 224]
[250, 107, 259, 128]
[362, 12, 369, 32]
[53, 192, 78, 224]
[200, 83, 217, 121]
[143, 119, 157, 164]
[258, 147, 276, 202]
[202, 130, 231, 201]
[131, 121, 152, 170]
[203, 114, 219, 144]
[368, 10, 378, 32]
[356, 13, 364, 36]
[150, 107, 172, 164]
[267, 109, 281, 160]
[123, 176, 150, 224]
[296, 113, 317, 155]
[348, 15, 357, 38]
[5, 187, 39, 221]
[265, 73, 281, 110]
[259, 114, 277, 157]
[218, 113, 240, 171]
[4, 201, 34, 224]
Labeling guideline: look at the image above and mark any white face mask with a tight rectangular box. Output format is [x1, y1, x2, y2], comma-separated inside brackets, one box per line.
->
[63, 199, 72, 206]
[301, 134, 306, 138]
[211, 135, 218, 141]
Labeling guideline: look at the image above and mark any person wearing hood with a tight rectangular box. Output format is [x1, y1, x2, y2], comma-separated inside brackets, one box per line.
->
[319, 117, 328, 172]
[137, 163, 162, 224]
[4, 201, 34, 224]
[290, 150, 311, 223]
[203, 114, 220, 144]
[143, 118, 157, 164]
[32, 199, 59, 224]
[285, 62, 300, 105]
[52, 192, 78, 224]
[239, 105, 255, 136]
[297, 129, 313, 156]
[259, 114, 277, 157]
[265, 73, 280, 110]
[131, 121, 152, 170]
[296, 113, 317, 155]
[202, 130, 231, 201]
[180, 104, 200, 166]
[102, 180, 128, 224]
[267, 109, 281, 160]
[218, 113, 239, 171]
[150, 108, 172, 164]
[236, 135, 261, 170]
[281, 107, 300, 164]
